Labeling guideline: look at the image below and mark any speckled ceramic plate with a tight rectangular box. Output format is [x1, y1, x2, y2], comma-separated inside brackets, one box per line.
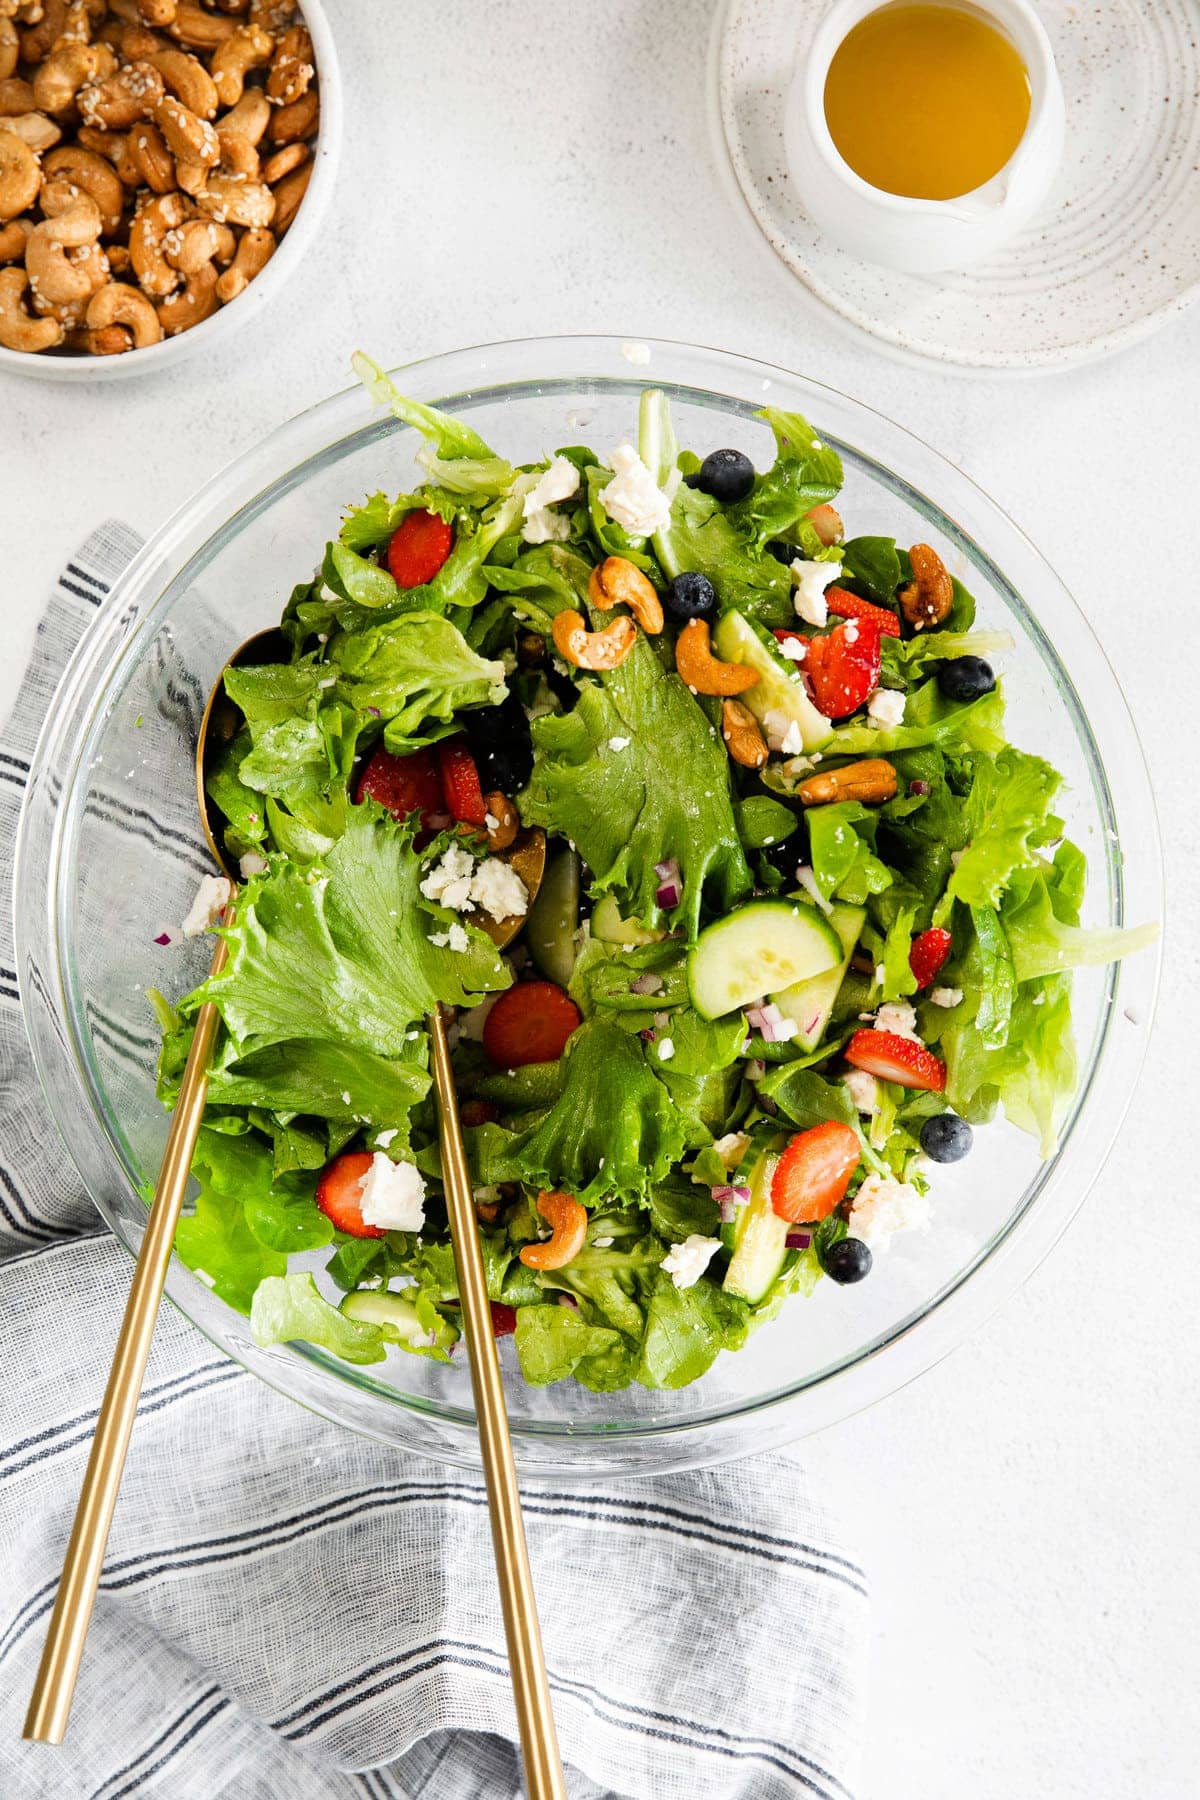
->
[710, 0, 1200, 371]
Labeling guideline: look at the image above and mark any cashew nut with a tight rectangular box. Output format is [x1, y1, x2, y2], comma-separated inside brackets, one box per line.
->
[899, 542, 954, 632]
[57, 0, 94, 45]
[136, 0, 178, 25]
[587, 554, 664, 634]
[128, 185, 185, 292]
[551, 608, 637, 672]
[806, 503, 843, 546]
[87, 275, 161, 344]
[0, 213, 29, 258]
[217, 82, 267, 144]
[126, 116, 174, 188]
[0, 16, 16, 84]
[166, 2, 236, 50]
[0, 263, 62, 347]
[210, 20, 271, 106]
[721, 698, 768, 769]
[149, 45, 217, 117]
[43, 141, 124, 232]
[193, 170, 271, 226]
[155, 252, 214, 331]
[250, 0, 293, 30]
[18, 0, 65, 65]
[80, 60, 164, 129]
[77, 122, 125, 161]
[79, 319, 132, 352]
[269, 152, 308, 229]
[32, 41, 115, 116]
[0, 77, 37, 115]
[213, 119, 257, 174]
[105, 238, 130, 272]
[163, 211, 224, 272]
[26, 191, 105, 305]
[0, 125, 41, 218]
[153, 92, 217, 164]
[674, 617, 759, 696]
[518, 1192, 588, 1271]
[213, 217, 269, 298]
[259, 137, 304, 183]
[2, 108, 61, 150]
[265, 22, 312, 106]
[267, 82, 315, 145]
[483, 792, 518, 853]
[796, 758, 898, 807]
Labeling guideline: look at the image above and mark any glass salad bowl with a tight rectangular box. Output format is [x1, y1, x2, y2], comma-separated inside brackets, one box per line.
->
[14, 337, 1161, 1478]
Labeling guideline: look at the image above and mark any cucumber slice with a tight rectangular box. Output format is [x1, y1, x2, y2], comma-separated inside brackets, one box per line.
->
[712, 610, 831, 752]
[526, 846, 581, 986]
[687, 899, 841, 1020]
[770, 902, 865, 1051]
[591, 892, 665, 946]
[723, 1153, 789, 1304]
[339, 1289, 428, 1343]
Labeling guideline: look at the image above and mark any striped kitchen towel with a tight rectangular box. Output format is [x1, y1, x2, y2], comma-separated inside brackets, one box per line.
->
[0, 525, 868, 1800]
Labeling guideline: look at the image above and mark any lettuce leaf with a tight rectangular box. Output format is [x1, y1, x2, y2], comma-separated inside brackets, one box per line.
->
[329, 610, 506, 753]
[514, 1305, 623, 1386]
[352, 351, 497, 461]
[175, 1132, 288, 1313]
[635, 1273, 750, 1389]
[941, 748, 1062, 914]
[725, 406, 844, 552]
[205, 1038, 429, 1135]
[807, 801, 893, 903]
[522, 633, 751, 937]
[250, 1271, 387, 1365]
[821, 677, 1008, 758]
[1002, 845, 1159, 983]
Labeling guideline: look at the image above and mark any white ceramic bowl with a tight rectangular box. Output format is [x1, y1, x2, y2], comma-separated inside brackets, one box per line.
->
[784, 0, 1065, 273]
[0, 0, 342, 384]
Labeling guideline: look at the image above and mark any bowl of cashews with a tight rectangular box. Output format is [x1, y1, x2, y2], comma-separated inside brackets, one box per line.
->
[0, 0, 341, 379]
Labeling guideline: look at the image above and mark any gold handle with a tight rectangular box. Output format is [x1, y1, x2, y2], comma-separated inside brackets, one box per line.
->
[429, 1008, 566, 1800]
[24, 928, 231, 1744]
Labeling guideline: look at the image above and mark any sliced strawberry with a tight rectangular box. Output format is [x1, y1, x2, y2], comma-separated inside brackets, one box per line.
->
[436, 737, 488, 828]
[805, 503, 843, 546]
[825, 586, 901, 638]
[315, 1151, 387, 1239]
[845, 1029, 946, 1092]
[387, 508, 453, 589]
[460, 1098, 499, 1128]
[490, 1302, 518, 1337]
[770, 1122, 860, 1223]
[804, 617, 883, 719]
[355, 744, 443, 828]
[483, 980, 581, 1068]
[909, 926, 953, 989]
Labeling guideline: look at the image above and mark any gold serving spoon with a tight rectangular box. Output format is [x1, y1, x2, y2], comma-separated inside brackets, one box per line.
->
[27, 632, 564, 1798]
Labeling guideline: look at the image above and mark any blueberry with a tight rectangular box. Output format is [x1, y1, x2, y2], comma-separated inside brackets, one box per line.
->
[665, 571, 717, 621]
[823, 1236, 873, 1284]
[464, 690, 533, 791]
[762, 827, 807, 878]
[920, 1112, 973, 1163]
[936, 656, 995, 703]
[690, 448, 756, 504]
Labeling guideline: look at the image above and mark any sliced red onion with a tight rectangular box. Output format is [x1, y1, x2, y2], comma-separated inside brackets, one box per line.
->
[733, 1184, 751, 1206]
[366, 705, 382, 718]
[639, 1027, 656, 1043]
[785, 1230, 811, 1250]
[746, 1059, 766, 1080]
[557, 1292, 579, 1310]
[654, 858, 679, 881]
[152, 931, 173, 946]
[909, 779, 930, 796]
[745, 1004, 769, 1033]
[630, 972, 663, 996]
[655, 880, 681, 910]
[713, 1189, 736, 1223]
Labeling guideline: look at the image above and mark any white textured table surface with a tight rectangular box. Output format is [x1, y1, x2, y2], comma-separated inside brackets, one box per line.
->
[3, 4, 1196, 1796]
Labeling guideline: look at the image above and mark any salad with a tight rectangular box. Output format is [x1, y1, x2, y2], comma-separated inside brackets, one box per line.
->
[153, 356, 1155, 1392]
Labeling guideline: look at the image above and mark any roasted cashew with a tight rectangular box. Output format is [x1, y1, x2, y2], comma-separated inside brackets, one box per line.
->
[217, 83, 267, 144]
[213, 216, 269, 298]
[128, 185, 185, 291]
[44, 141, 124, 232]
[80, 319, 132, 352]
[250, 0, 293, 30]
[721, 698, 768, 769]
[57, 0, 96, 45]
[80, 60, 164, 129]
[77, 122, 126, 161]
[899, 543, 954, 632]
[167, 2, 236, 50]
[213, 119, 257, 174]
[2, 109, 61, 150]
[267, 83, 315, 145]
[18, 0, 65, 64]
[127, 116, 174, 188]
[0, 126, 41, 219]
[269, 152, 307, 229]
[193, 170, 271, 225]
[551, 608, 636, 672]
[155, 253, 214, 331]
[26, 191, 104, 305]
[806, 502, 843, 547]
[0, 262, 61, 349]
[0, 212, 30, 258]
[0, 17, 16, 84]
[259, 137, 304, 183]
[0, 77, 36, 114]
[483, 792, 518, 853]
[149, 45, 217, 117]
[32, 40, 115, 116]
[163, 211, 224, 271]
[588, 554, 664, 634]
[153, 92, 217, 164]
[796, 758, 898, 807]
[674, 617, 759, 696]
[87, 275, 161, 344]
[136, 0, 178, 24]
[518, 1192, 588, 1271]
[266, 22, 312, 106]
[210, 20, 271, 106]
[105, 239, 130, 272]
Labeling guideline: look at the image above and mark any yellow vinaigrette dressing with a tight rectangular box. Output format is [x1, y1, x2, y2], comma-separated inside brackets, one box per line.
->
[824, 3, 1031, 201]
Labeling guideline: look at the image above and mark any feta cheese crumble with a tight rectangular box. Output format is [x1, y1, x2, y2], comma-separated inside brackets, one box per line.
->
[469, 856, 529, 923]
[375, 1128, 399, 1148]
[608, 735, 631, 752]
[238, 851, 268, 879]
[599, 443, 680, 538]
[420, 846, 529, 924]
[712, 1131, 751, 1168]
[848, 1173, 931, 1251]
[874, 1000, 919, 1040]
[929, 986, 963, 1008]
[661, 1234, 721, 1289]
[519, 455, 581, 545]
[420, 843, 476, 911]
[181, 874, 233, 938]
[656, 1037, 675, 1061]
[789, 557, 843, 628]
[357, 1154, 427, 1232]
[867, 687, 906, 729]
[843, 1069, 880, 1115]
[777, 635, 806, 662]
[429, 922, 471, 952]
[760, 708, 806, 756]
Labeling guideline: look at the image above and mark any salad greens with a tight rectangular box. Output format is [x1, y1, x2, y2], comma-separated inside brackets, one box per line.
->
[156, 363, 1156, 1390]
